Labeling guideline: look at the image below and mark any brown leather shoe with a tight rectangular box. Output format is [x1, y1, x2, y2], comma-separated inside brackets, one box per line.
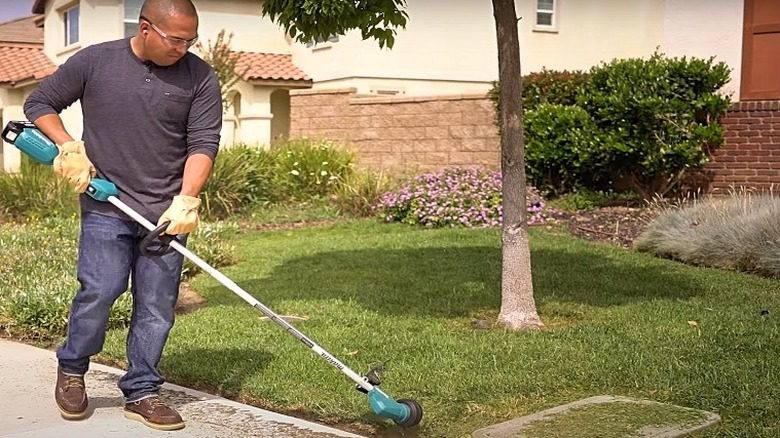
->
[124, 396, 185, 431]
[55, 368, 88, 420]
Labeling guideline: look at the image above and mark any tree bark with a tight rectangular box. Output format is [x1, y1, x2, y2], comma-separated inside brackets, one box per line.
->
[492, 0, 544, 331]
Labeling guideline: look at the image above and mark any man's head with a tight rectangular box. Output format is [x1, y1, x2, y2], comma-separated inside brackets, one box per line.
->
[135, 0, 199, 66]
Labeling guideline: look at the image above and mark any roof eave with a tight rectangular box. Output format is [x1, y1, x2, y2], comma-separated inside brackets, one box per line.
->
[0, 77, 41, 89]
[32, 0, 46, 14]
[0, 65, 57, 89]
[245, 78, 313, 89]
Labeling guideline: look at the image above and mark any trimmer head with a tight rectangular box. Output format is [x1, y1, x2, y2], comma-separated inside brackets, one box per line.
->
[367, 388, 423, 427]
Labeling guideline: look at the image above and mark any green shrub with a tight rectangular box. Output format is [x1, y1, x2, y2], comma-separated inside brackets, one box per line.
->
[524, 104, 607, 194]
[268, 138, 355, 201]
[201, 144, 274, 220]
[489, 68, 589, 117]
[489, 55, 731, 200]
[375, 166, 556, 228]
[635, 192, 780, 277]
[331, 168, 397, 217]
[519, 68, 590, 111]
[0, 156, 79, 222]
[578, 52, 732, 198]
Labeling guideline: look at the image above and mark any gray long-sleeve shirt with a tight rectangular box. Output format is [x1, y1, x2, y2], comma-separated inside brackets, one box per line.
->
[24, 38, 222, 222]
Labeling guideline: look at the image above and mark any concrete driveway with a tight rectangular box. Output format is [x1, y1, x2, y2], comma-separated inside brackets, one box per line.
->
[0, 339, 365, 438]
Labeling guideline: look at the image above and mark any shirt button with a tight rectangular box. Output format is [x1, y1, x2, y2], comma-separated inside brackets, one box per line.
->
[145, 78, 151, 82]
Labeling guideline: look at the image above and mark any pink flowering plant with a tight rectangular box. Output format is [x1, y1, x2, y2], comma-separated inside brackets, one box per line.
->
[375, 166, 556, 228]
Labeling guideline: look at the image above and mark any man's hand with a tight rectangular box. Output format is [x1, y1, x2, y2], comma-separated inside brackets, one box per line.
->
[53, 140, 96, 193]
[158, 195, 201, 235]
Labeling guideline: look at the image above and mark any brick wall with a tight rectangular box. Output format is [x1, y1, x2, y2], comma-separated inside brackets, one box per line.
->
[289, 88, 500, 173]
[705, 101, 780, 193]
[290, 88, 777, 193]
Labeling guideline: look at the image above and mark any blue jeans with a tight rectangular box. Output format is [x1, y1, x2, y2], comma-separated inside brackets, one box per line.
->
[57, 211, 186, 402]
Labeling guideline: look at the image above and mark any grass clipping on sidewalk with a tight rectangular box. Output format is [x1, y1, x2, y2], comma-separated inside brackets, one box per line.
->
[520, 400, 708, 438]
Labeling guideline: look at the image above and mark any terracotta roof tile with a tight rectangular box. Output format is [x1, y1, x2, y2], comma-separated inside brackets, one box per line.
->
[0, 15, 44, 44]
[234, 52, 311, 84]
[0, 44, 56, 87]
[0, 14, 54, 87]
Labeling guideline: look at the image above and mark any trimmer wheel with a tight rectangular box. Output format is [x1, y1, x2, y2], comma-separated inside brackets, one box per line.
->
[394, 399, 423, 427]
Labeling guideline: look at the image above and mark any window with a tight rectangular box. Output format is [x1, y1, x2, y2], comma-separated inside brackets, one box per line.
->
[124, 0, 144, 37]
[306, 34, 339, 48]
[64, 6, 79, 45]
[535, 0, 557, 31]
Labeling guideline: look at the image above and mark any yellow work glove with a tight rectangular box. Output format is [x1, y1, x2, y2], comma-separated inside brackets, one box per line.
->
[157, 195, 201, 235]
[53, 140, 96, 193]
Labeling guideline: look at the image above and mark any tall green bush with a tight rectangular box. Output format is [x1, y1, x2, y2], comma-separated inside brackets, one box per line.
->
[201, 144, 274, 220]
[489, 68, 588, 119]
[488, 54, 731, 199]
[0, 156, 79, 222]
[331, 168, 397, 217]
[578, 52, 731, 198]
[524, 104, 606, 194]
[268, 138, 355, 201]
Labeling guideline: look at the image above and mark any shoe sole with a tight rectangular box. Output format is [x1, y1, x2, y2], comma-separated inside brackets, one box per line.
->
[123, 410, 185, 431]
[57, 405, 88, 421]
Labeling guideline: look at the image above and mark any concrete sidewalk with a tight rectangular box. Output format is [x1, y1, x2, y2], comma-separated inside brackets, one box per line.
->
[0, 339, 365, 438]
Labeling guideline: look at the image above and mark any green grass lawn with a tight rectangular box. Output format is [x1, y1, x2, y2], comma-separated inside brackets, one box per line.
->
[52, 220, 780, 437]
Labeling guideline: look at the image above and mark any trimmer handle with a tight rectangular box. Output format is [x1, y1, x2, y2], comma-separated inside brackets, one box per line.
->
[139, 221, 181, 256]
[2, 121, 119, 202]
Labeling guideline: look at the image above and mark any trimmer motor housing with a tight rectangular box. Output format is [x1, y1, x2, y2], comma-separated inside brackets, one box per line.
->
[1, 120, 59, 165]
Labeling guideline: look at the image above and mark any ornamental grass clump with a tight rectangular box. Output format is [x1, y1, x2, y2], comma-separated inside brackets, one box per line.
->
[635, 191, 780, 278]
[376, 166, 553, 228]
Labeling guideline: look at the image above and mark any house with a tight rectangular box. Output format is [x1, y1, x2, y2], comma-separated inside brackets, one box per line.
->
[0, 0, 776, 192]
[0, 14, 56, 172]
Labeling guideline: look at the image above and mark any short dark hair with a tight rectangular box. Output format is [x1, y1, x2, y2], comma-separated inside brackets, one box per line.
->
[140, 0, 198, 22]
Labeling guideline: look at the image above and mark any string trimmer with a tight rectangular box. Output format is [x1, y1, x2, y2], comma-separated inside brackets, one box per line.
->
[1, 120, 423, 428]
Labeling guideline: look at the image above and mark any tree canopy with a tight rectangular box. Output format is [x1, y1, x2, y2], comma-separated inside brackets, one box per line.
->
[261, 0, 409, 49]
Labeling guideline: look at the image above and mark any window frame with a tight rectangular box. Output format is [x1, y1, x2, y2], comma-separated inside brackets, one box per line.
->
[306, 34, 340, 50]
[123, 0, 144, 38]
[534, 0, 559, 33]
[63, 5, 80, 46]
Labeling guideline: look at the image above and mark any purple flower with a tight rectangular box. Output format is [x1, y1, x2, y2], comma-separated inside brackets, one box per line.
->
[375, 166, 554, 229]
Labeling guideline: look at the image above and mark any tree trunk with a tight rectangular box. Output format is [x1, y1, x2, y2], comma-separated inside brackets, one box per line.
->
[492, 0, 544, 331]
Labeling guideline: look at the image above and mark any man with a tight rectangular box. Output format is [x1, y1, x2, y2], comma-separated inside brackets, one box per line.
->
[23, 0, 221, 431]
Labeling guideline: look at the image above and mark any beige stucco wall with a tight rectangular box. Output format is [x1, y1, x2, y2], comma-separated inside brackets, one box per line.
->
[194, 0, 289, 53]
[290, 0, 742, 100]
[289, 0, 668, 95]
[518, 0, 665, 72]
[662, 0, 744, 100]
[288, 1, 499, 96]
